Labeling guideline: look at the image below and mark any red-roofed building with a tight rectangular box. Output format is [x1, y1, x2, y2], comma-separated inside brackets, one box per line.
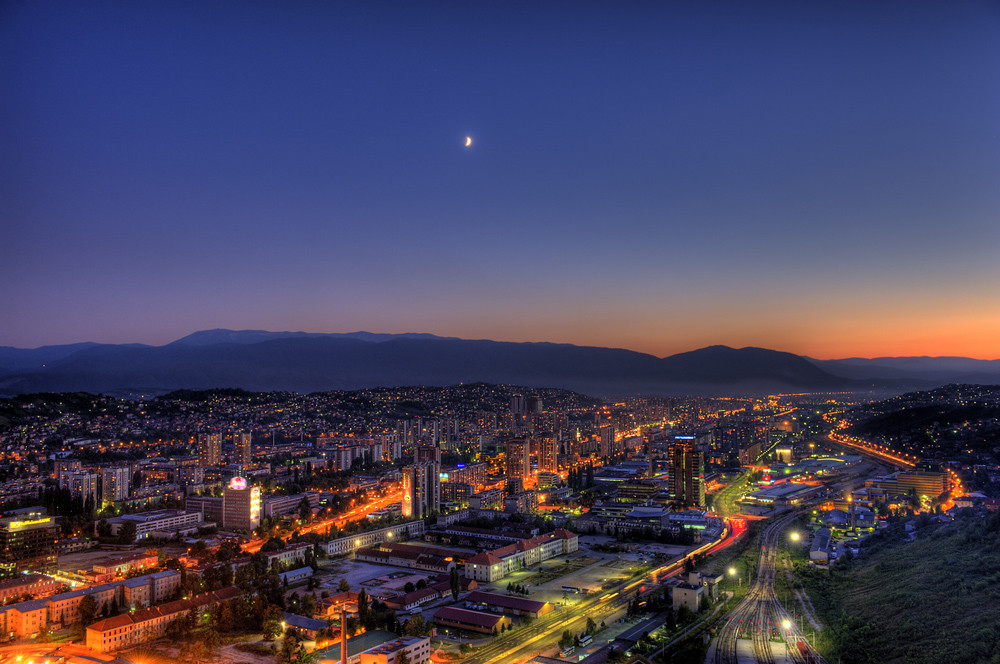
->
[464, 590, 552, 618]
[466, 529, 578, 582]
[0, 573, 61, 604]
[86, 586, 240, 652]
[383, 587, 440, 612]
[433, 606, 511, 634]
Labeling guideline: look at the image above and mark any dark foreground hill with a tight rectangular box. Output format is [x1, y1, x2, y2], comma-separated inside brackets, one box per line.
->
[796, 511, 1000, 664]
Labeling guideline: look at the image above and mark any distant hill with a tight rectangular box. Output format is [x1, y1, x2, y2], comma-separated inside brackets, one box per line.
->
[0, 330, 860, 397]
[808, 356, 1000, 385]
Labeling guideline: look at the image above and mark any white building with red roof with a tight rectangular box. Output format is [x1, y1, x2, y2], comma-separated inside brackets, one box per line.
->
[465, 528, 578, 583]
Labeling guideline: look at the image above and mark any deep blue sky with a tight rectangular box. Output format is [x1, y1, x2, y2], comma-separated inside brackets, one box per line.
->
[3, 1, 999, 358]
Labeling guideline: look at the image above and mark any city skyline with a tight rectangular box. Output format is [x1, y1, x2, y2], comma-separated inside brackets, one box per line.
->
[3, 1, 999, 360]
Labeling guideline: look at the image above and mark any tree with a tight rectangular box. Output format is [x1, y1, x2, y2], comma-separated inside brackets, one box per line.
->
[298, 496, 313, 522]
[338, 578, 351, 592]
[117, 520, 137, 545]
[585, 617, 596, 635]
[165, 616, 187, 641]
[77, 594, 98, 628]
[449, 567, 460, 601]
[180, 640, 208, 664]
[96, 519, 112, 538]
[403, 614, 428, 636]
[396, 649, 411, 664]
[261, 536, 287, 553]
[280, 632, 302, 664]
[263, 607, 284, 640]
[403, 582, 416, 593]
[559, 630, 574, 649]
[357, 588, 369, 626]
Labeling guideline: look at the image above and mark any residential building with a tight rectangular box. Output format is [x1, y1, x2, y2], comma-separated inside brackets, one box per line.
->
[198, 433, 222, 469]
[668, 442, 705, 507]
[234, 432, 252, 464]
[538, 435, 558, 473]
[468, 488, 504, 511]
[60, 471, 98, 505]
[0, 574, 61, 604]
[505, 439, 529, 480]
[100, 465, 132, 504]
[402, 462, 440, 519]
[86, 587, 239, 652]
[504, 491, 538, 514]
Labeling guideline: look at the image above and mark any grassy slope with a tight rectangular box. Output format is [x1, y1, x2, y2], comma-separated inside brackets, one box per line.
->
[797, 511, 1000, 664]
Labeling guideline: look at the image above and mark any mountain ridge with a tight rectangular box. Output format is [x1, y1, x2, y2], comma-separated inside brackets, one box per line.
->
[1, 329, 997, 397]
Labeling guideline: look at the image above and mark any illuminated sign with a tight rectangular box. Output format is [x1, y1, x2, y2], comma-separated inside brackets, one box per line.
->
[7, 518, 51, 530]
[229, 476, 248, 490]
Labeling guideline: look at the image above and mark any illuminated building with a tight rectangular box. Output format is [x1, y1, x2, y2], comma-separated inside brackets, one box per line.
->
[440, 462, 487, 490]
[101, 464, 132, 503]
[537, 471, 558, 489]
[234, 432, 252, 464]
[0, 507, 57, 572]
[402, 462, 440, 519]
[505, 439, 529, 480]
[469, 488, 504, 511]
[668, 441, 705, 507]
[538, 434, 558, 473]
[599, 425, 618, 458]
[198, 433, 222, 468]
[416, 445, 441, 464]
[60, 470, 98, 504]
[222, 476, 260, 530]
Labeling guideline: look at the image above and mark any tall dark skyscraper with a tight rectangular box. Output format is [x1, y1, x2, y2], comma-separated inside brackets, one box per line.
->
[668, 441, 705, 508]
[402, 461, 440, 519]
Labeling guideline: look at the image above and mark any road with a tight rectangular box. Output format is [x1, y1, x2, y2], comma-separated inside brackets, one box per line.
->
[242, 488, 403, 554]
[462, 521, 740, 664]
[708, 512, 825, 664]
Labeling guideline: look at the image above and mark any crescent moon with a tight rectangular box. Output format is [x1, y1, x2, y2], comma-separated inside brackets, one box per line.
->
[465, 136, 472, 147]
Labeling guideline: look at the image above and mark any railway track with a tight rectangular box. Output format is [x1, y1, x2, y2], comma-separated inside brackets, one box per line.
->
[711, 511, 825, 664]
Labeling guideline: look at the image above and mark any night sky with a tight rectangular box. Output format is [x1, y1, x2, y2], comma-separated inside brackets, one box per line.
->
[3, 1, 999, 359]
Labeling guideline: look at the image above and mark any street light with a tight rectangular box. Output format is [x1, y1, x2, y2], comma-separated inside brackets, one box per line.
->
[729, 566, 741, 588]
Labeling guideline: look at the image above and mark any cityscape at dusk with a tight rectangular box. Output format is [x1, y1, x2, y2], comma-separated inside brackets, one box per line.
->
[3, 1, 999, 358]
[2, 3, 1000, 664]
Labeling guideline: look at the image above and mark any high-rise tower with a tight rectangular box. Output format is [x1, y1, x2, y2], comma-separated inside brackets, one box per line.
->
[667, 442, 705, 508]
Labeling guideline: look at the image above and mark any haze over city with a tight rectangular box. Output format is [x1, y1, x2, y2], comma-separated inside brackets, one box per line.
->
[3, 1, 999, 359]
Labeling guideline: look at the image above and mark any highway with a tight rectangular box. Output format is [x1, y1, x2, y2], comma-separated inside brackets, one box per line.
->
[709, 512, 825, 664]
